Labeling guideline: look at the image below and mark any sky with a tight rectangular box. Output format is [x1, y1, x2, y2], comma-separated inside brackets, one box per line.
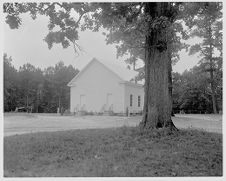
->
[3, 10, 201, 74]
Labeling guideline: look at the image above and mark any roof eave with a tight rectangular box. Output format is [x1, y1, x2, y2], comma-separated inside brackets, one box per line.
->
[67, 83, 76, 87]
[119, 81, 144, 87]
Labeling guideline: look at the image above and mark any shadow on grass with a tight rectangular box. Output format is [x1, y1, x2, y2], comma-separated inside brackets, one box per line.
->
[4, 126, 222, 177]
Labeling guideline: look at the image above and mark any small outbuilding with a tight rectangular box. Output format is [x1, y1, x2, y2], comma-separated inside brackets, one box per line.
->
[67, 58, 144, 115]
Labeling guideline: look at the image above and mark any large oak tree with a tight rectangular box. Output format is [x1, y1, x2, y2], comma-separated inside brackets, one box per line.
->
[4, 2, 222, 131]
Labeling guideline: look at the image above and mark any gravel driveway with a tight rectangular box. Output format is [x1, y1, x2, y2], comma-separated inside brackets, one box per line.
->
[4, 113, 222, 136]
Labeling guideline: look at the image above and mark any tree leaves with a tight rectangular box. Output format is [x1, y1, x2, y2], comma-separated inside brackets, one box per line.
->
[4, 2, 88, 51]
[44, 31, 64, 49]
[189, 44, 201, 56]
[172, 65, 214, 113]
[3, 54, 79, 112]
[44, 28, 78, 49]
[186, 2, 222, 115]
[5, 15, 21, 29]
[3, 2, 190, 61]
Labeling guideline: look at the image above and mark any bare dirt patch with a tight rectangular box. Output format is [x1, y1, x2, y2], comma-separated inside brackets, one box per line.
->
[4, 113, 222, 136]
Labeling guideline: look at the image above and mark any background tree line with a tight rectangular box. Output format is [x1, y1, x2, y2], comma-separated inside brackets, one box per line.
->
[172, 63, 222, 114]
[4, 50, 222, 114]
[4, 53, 79, 113]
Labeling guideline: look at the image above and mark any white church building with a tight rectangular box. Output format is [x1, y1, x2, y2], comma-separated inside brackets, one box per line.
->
[67, 58, 144, 115]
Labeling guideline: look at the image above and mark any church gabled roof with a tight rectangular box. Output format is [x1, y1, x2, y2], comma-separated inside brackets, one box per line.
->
[67, 58, 141, 87]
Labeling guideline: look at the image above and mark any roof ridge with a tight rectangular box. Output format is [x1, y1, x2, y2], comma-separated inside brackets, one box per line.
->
[94, 58, 139, 81]
[67, 57, 140, 87]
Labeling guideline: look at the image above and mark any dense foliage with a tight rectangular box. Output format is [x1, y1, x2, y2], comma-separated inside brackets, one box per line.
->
[187, 3, 222, 113]
[171, 2, 222, 114]
[3, 53, 79, 113]
[172, 65, 222, 114]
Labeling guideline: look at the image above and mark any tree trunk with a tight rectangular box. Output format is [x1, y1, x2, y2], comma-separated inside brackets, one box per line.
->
[133, 61, 136, 70]
[140, 2, 177, 131]
[209, 61, 218, 114]
[168, 53, 175, 117]
[26, 95, 29, 113]
[36, 90, 39, 113]
[58, 95, 61, 114]
[208, 28, 218, 114]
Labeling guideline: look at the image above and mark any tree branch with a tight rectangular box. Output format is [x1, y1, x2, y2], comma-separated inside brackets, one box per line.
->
[43, 2, 64, 12]
[127, 45, 145, 49]
[32, 2, 63, 13]
[75, 12, 86, 26]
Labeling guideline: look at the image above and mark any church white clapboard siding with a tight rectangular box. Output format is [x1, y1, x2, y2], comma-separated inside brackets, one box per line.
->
[67, 58, 144, 115]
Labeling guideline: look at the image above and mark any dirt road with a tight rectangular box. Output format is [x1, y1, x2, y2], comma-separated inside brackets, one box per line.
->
[4, 113, 222, 136]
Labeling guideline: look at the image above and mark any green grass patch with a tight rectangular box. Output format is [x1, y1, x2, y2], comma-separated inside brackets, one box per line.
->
[4, 127, 222, 177]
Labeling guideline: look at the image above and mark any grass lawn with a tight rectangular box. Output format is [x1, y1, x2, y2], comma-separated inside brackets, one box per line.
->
[4, 127, 222, 177]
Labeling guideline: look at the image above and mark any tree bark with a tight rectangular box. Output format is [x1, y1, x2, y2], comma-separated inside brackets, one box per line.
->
[36, 90, 39, 113]
[168, 52, 175, 117]
[58, 94, 61, 113]
[209, 58, 218, 114]
[208, 27, 218, 114]
[140, 2, 177, 131]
